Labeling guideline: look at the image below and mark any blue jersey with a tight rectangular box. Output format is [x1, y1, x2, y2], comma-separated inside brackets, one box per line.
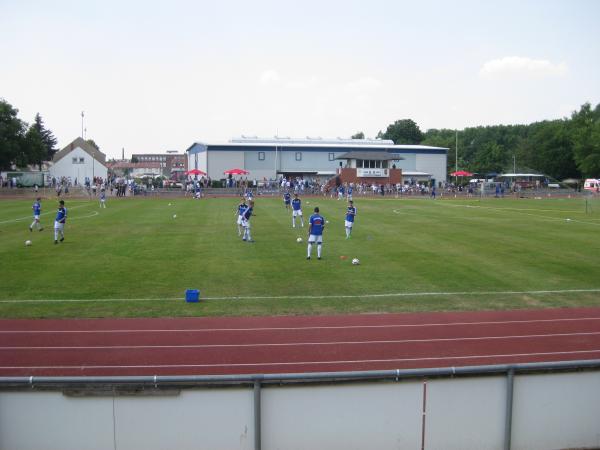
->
[309, 214, 325, 235]
[100, 192, 106, 200]
[348, 187, 353, 195]
[55, 207, 67, 224]
[33, 201, 41, 215]
[243, 206, 253, 221]
[346, 206, 357, 222]
[291, 198, 302, 211]
[283, 193, 291, 203]
[238, 203, 247, 216]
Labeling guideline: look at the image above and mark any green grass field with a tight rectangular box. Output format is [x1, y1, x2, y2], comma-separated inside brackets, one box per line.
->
[1, 194, 600, 318]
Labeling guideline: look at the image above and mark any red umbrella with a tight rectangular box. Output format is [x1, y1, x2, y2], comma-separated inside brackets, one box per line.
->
[186, 169, 207, 176]
[450, 170, 473, 177]
[224, 168, 249, 175]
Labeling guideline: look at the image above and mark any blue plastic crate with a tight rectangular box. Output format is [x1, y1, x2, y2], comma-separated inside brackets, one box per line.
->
[185, 289, 200, 303]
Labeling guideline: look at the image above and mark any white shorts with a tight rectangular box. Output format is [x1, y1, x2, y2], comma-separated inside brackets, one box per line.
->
[54, 222, 64, 231]
[308, 234, 323, 244]
[34, 215, 40, 220]
[237, 215, 243, 225]
[345, 220, 354, 228]
[242, 219, 250, 228]
[292, 210, 303, 217]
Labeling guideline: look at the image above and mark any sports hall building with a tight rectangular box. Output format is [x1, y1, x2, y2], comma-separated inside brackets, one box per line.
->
[185, 136, 448, 184]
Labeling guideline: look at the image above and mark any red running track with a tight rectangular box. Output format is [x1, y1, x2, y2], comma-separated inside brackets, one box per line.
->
[1, 307, 600, 376]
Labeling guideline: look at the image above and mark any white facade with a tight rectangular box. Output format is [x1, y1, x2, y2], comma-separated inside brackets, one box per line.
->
[186, 138, 449, 183]
[50, 145, 107, 182]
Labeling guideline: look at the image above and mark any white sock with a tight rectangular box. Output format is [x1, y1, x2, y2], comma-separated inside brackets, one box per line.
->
[292, 217, 296, 227]
[30, 221, 36, 229]
[317, 244, 322, 258]
[346, 227, 350, 238]
[54, 229, 58, 240]
[307, 243, 312, 257]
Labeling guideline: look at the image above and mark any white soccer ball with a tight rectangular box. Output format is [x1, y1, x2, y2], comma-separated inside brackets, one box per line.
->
[352, 258, 360, 265]
[326, 220, 330, 224]
[25, 240, 32, 246]
[173, 214, 177, 218]
[296, 237, 303, 243]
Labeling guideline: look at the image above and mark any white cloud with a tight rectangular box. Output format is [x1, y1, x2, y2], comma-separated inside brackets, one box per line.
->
[344, 77, 383, 93]
[285, 76, 318, 89]
[480, 56, 568, 79]
[259, 69, 281, 85]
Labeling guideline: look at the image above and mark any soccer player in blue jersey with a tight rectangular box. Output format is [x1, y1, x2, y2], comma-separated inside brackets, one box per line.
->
[347, 185, 353, 201]
[29, 197, 44, 232]
[99, 189, 107, 208]
[241, 200, 254, 242]
[236, 198, 247, 236]
[283, 191, 291, 210]
[291, 194, 304, 228]
[54, 200, 67, 244]
[307, 207, 325, 260]
[345, 200, 357, 239]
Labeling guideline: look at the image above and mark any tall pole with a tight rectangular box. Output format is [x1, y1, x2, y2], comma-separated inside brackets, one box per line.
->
[455, 129, 458, 185]
[81, 111, 85, 139]
[513, 154, 516, 173]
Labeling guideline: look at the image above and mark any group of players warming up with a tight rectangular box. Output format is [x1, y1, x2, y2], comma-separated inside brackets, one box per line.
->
[28, 198, 68, 244]
[235, 190, 357, 260]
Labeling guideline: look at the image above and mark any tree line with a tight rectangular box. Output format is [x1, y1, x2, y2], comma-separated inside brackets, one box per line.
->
[0, 99, 57, 171]
[365, 102, 600, 180]
[3, 97, 600, 179]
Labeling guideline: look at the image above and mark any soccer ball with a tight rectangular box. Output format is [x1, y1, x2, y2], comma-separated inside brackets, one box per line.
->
[296, 237, 303, 243]
[25, 240, 32, 246]
[173, 214, 177, 218]
[352, 258, 360, 265]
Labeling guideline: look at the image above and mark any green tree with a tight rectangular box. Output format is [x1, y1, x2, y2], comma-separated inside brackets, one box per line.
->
[351, 131, 365, 139]
[381, 119, 423, 144]
[24, 125, 48, 170]
[571, 103, 600, 177]
[86, 139, 100, 150]
[0, 99, 26, 170]
[32, 113, 58, 161]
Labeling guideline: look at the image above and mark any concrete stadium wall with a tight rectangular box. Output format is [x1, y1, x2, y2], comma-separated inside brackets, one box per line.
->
[1, 371, 599, 450]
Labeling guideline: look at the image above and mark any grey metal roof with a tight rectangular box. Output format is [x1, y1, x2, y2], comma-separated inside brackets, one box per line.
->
[335, 151, 404, 161]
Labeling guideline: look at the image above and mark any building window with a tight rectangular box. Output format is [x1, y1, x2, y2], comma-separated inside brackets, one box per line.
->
[328, 152, 335, 161]
[79, 157, 84, 164]
[258, 152, 265, 161]
[72, 157, 77, 164]
[295, 152, 302, 161]
[356, 159, 363, 168]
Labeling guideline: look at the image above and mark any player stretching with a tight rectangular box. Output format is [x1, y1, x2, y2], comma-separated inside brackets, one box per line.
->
[283, 191, 291, 210]
[291, 194, 304, 228]
[30, 197, 44, 232]
[345, 200, 357, 239]
[54, 200, 67, 244]
[241, 200, 254, 242]
[307, 207, 325, 260]
[236, 198, 247, 236]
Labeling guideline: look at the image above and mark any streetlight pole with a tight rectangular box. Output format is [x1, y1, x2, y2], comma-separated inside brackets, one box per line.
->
[513, 154, 516, 173]
[81, 111, 85, 139]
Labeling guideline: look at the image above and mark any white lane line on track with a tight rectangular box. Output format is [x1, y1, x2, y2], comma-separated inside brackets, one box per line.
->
[2, 331, 600, 350]
[2, 350, 600, 370]
[1, 288, 600, 303]
[2, 316, 600, 334]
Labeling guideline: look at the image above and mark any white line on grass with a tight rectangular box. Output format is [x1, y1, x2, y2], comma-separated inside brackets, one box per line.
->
[1, 316, 600, 334]
[2, 349, 600, 370]
[1, 288, 599, 303]
[2, 331, 599, 350]
[0, 203, 93, 225]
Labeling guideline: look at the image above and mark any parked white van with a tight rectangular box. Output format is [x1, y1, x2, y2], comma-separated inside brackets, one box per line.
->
[583, 179, 600, 192]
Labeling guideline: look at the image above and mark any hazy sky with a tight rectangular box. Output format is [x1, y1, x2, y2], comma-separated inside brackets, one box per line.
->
[2, 0, 599, 158]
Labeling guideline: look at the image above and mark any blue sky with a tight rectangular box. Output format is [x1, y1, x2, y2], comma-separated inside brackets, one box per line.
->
[1, 0, 599, 158]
